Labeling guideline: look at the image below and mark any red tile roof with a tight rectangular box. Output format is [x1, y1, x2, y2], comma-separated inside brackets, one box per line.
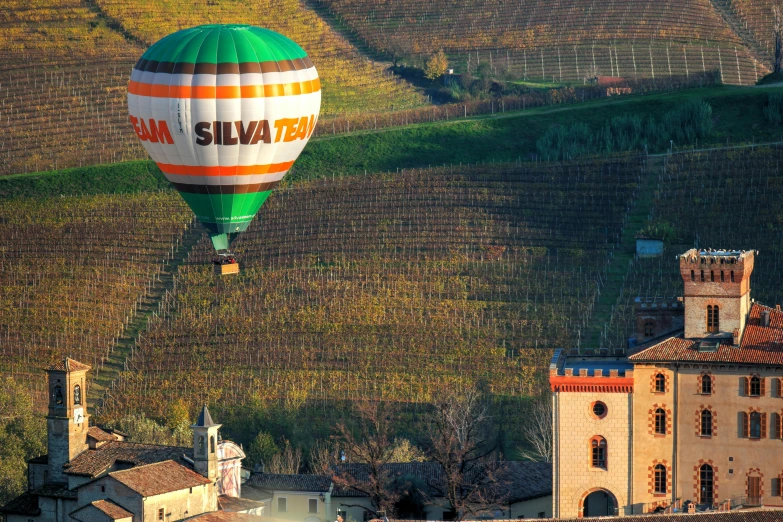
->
[46, 357, 91, 372]
[630, 303, 783, 365]
[218, 496, 265, 512]
[64, 440, 191, 477]
[71, 500, 133, 521]
[189, 512, 264, 522]
[87, 426, 118, 442]
[109, 460, 211, 497]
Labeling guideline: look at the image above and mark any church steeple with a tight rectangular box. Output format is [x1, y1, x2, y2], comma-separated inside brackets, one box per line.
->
[191, 404, 221, 481]
[46, 358, 91, 483]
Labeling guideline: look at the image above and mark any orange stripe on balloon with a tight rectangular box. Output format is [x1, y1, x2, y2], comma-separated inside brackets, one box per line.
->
[128, 78, 320, 99]
[156, 162, 294, 177]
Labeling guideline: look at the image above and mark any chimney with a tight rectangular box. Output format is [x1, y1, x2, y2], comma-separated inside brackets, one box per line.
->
[776, 304, 781, 311]
[733, 328, 740, 346]
[761, 310, 771, 327]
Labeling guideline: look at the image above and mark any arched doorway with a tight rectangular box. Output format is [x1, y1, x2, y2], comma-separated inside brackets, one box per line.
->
[580, 488, 618, 517]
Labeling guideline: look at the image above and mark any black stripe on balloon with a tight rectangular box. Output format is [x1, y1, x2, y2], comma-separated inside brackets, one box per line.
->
[136, 59, 313, 75]
[171, 182, 279, 194]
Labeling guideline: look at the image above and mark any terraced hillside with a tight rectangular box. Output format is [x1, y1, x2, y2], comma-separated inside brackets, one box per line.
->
[0, 0, 424, 176]
[723, 0, 778, 64]
[316, 0, 768, 84]
[96, 157, 642, 420]
[601, 145, 783, 348]
[0, 192, 192, 408]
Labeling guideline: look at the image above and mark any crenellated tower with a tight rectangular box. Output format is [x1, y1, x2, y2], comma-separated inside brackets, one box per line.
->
[679, 248, 755, 340]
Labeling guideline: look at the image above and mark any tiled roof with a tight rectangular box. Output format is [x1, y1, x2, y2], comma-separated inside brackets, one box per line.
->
[334, 461, 552, 501]
[218, 496, 266, 512]
[31, 483, 78, 499]
[0, 492, 40, 516]
[630, 303, 783, 365]
[246, 473, 332, 492]
[91, 500, 134, 520]
[70, 500, 133, 521]
[64, 440, 192, 477]
[88, 426, 118, 442]
[109, 460, 211, 497]
[502, 461, 553, 502]
[189, 511, 264, 522]
[46, 357, 91, 372]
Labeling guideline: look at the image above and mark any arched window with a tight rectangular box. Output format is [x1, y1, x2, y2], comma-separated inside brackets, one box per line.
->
[701, 409, 713, 436]
[73, 384, 81, 406]
[590, 437, 607, 469]
[210, 435, 216, 454]
[654, 408, 667, 434]
[701, 374, 713, 395]
[644, 321, 655, 338]
[53, 384, 64, 406]
[654, 464, 667, 494]
[699, 464, 714, 504]
[748, 375, 762, 396]
[707, 305, 720, 333]
[750, 412, 762, 439]
[198, 436, 205, 455]
[654, 373, 666, 393]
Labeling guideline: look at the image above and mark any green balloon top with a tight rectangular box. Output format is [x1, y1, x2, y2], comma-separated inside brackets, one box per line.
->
[139, 24, 309, 65]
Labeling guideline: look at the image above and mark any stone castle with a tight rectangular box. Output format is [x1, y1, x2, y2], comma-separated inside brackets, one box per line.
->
[551, 248, 783, 517]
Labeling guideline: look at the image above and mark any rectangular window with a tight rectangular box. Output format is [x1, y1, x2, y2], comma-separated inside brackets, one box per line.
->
[731, 271, 735, 282]
[158, 508, 164, 521]
[278, 498, 287, 513]
[721, 271, 725, 282]
[309, 499, 318, 514]
[701, 270, 705, 282]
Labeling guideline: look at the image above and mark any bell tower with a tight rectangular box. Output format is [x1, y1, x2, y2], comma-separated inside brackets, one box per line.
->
[679, 249, 755, 340]
[46, 358, 91, 483]
[192, 405, 221, 481]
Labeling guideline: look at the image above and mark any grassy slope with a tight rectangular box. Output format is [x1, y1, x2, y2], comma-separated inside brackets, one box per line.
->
[4, 85, 783, 200]
[293, 86, 783, 181]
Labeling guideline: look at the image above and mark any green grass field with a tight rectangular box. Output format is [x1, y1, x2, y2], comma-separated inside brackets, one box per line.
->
[2, 84, 781, 200]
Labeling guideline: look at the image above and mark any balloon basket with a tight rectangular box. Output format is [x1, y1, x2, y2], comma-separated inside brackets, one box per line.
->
[215, 263, 240, 276]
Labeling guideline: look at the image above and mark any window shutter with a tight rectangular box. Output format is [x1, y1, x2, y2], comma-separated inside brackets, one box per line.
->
[774, 413, 781, 439]
[761, 413, 768, 439]
[742, 412, 750, 438]
[744, 377, 750, 396]
[761, 378, 767, 397]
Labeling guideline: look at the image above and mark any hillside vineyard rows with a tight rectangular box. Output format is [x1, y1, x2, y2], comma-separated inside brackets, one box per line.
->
[0, 0, 423, 175]
[0, 193, 193, 407]
[0, 0, 776, 177]
[317, 0, 767, 84]
[601, 145, 783, 349]
[93, 158, 642, 419]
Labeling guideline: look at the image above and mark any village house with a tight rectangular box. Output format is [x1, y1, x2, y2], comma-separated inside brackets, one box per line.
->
[242, 461, 552, 521]
[1, 359, 262, 522]
[551, 249, 783, 517]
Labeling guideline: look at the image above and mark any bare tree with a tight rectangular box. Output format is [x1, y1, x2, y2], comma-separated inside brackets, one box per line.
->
[267, 438, 302, 474]
[518, 395, 553, 463]
[309, 438, 341, 475]
[333, 401, 400, 517]
[426, 386, 506, 520]
[774, 4, 783, 74]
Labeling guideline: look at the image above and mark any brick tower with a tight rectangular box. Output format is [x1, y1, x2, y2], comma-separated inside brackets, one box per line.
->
[46, 358, 91, 483]
[679, 249, 755, 340]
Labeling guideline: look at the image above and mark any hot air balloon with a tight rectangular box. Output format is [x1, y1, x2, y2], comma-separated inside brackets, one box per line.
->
[127, 24, 321, 274]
